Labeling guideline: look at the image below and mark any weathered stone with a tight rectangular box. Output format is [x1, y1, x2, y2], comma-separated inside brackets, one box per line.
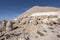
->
[20, 19, 26, 25]
[57, 18, 60, 25]
[57, 34, 60, 38]
[48, 18, 59, 25]
[37, 20, 42, 24]
[37, 31, 45, 36]
[48, 15, 54, 18]
[41, 15, 48, 19]
[42, 18, 50, 24]
[7, 36, 18, 40]
[6, 21, 13, 31]
[13, 23, 19, 29]
[29, 19, 38, 25]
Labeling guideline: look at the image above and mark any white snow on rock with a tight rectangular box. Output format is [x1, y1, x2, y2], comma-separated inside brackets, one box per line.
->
[31, 12, 60, 18]
[14, 18, 17, 21]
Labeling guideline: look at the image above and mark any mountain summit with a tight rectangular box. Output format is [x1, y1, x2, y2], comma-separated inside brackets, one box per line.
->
[14, 6, 60, 21]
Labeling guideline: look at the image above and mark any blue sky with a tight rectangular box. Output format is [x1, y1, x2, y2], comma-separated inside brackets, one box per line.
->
[0, 0, 60, 20]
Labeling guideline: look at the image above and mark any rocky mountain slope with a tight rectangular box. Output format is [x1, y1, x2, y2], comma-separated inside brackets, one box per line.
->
[15, 6, 60, 20]
[0, 6, 60, 40]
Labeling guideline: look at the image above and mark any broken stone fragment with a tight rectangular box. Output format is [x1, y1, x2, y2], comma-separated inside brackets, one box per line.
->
[25, 37, 30, 40]
[41, 15, 48, 19]
[6, 21, 13, 31]
[0, 36, 6, 40]
[12, 29, 22, 36]
[39, 16, 44, 20]
[24, 33, 30, 40]
[20, 19, 26, 25]
[18, 31, 25, 40]
[37, 31, 45, 36]
[29, 19, 38, 25]
[7, 36, 18, 40]
[42, 18, 50, 24]
[38, 27, 47, 36]
[48, 27, 54, 30]
[48, 15, 58, 18]
[54, 15, 58, 18]
[5, 34, 10, 39]
[48, 18, 59, 25]
[37, 20, 41, 24]
[57, 18, 60, 25]
[13, 23, 19, 29]
[57, 34, 60, 38]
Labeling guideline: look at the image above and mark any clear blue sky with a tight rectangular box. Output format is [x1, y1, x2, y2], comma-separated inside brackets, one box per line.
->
[0, 0, 60, 20]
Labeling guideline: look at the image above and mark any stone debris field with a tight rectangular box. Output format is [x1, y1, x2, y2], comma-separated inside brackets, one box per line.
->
[0, 6, 60, 40]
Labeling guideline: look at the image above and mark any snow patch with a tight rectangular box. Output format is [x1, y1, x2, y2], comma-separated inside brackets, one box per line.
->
[31, 12, 60, 18]
[14, 18, 17, 21]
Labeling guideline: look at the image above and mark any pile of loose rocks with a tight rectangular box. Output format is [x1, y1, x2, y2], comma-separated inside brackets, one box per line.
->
[0, 15, 60, 40]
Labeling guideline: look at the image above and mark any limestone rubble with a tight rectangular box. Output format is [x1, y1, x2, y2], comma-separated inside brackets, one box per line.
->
[0, 6, 60, 40]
